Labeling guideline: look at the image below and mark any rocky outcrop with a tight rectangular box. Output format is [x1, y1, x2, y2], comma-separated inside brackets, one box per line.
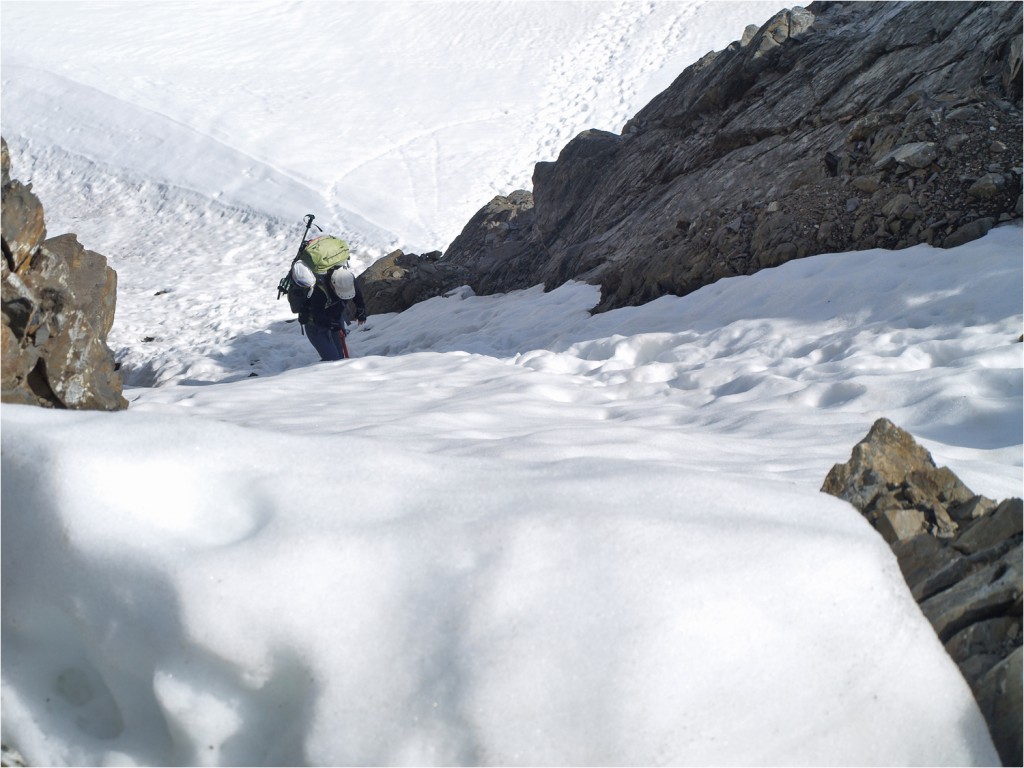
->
[823, 418, 1022, 767]
[442, 190, 536, 294]
[2, 137, 127, 410]
[0, 743, 26, 768]
[355, 248, 465, 317]
[359, 191, 535, 315]
[362, 1, 1022, 315]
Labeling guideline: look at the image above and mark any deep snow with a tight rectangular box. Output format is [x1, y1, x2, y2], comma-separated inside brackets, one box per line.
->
[1, 1, 1022, 766]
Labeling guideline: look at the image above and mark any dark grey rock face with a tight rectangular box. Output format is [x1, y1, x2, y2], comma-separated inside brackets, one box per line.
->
[531, 1, 1023, 311]
[2, 137, 127, 411]
[362, 2, 1022, 315]
[358, 191, 534, 314]
[442, 190, 537, 294]
[823, 418, 1022, 767]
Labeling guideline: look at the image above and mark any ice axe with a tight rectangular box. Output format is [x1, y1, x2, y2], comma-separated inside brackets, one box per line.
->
[277, 214, 323, 299]
[297, 213, 323, 259]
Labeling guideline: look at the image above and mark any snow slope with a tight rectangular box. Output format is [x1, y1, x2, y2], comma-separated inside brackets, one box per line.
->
[1, 0, 785, 252]
[3, 226, 1020, 765]
[1, 1, 1022, 766]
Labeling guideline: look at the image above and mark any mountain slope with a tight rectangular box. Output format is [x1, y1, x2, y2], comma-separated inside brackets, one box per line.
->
[425, 1, 1023, 311]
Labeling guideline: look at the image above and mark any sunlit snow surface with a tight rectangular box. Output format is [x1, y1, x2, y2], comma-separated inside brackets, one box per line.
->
[1, 1, 1021, 766]
[1, 0, 786, 253]
[3, 229, 1020, 766]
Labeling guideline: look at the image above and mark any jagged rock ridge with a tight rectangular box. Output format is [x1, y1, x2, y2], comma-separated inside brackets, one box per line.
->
[1, 137, 127, 411]
[823, 418, 1022, 767]
[360, 1, 1023, 314]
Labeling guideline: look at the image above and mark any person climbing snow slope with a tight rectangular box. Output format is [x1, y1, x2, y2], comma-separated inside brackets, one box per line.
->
[289, 256, 367, 361]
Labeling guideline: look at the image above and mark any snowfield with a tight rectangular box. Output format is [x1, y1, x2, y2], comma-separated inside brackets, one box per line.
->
[1, 1, 1021, 766]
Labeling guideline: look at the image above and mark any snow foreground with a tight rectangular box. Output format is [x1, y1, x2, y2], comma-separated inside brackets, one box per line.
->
[0, 411, 1000, 767]
[3, 226, 1021, 766]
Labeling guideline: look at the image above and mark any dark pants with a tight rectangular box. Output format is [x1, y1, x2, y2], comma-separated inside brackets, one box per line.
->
[305, 323, 347, 361]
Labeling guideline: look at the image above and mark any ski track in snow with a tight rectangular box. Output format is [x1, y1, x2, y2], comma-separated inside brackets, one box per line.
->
[1, 1, 782, 251]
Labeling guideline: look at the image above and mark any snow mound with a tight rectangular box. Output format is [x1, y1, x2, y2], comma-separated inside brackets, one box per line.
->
[1, 405, 999, 766]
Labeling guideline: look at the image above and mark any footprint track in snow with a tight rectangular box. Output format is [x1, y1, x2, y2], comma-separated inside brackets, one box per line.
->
[490, 1, 702, 196]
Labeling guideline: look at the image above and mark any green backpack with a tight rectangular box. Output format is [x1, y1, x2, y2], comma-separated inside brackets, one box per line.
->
[301, 236, 350, 273]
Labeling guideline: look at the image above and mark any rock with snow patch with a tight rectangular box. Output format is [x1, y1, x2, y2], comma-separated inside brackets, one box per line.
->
[943, 216, 996, 248]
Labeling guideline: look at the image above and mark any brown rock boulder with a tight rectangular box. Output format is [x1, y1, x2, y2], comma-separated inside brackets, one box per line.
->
[1, 137, 127, 410]
[823, 418, 1022, 766]
[356, 249, 468, 317]
[821, 418, 973, 541]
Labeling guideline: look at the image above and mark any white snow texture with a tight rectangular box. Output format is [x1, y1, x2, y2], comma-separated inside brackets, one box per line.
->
[1, 2, 1020, 766]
